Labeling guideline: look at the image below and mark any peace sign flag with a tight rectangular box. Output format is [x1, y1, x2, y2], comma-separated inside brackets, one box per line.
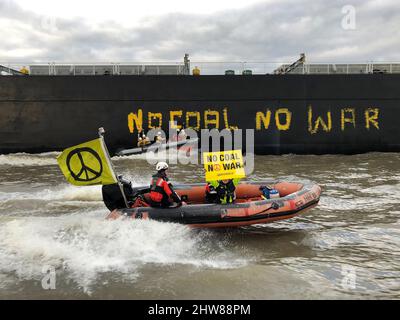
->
[57, 138, 117, 186]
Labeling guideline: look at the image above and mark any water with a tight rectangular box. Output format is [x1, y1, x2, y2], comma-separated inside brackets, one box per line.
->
[0, 152, 399, 299]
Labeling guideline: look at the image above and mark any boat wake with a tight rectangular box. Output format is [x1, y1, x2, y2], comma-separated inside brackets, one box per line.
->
[0, 176, 153, 216]
[0, 152, 60, 167]
[0, 210, 249, 294]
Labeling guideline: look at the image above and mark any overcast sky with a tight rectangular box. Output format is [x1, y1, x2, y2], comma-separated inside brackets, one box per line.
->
[0, 0, 399, 64]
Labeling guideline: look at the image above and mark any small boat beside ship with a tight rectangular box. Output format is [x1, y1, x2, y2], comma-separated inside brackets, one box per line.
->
[115, 138, 198, 156]
[103, 181, 321, 228]
[55, 128, 321, 228]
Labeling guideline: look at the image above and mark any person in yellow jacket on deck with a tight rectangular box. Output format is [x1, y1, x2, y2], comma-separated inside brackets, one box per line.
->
[205, 178, 241, 204]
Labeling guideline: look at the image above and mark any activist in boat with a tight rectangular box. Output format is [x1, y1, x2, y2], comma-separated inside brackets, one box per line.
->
[148, 161, 182, 208]
[57, 128, 322, 228]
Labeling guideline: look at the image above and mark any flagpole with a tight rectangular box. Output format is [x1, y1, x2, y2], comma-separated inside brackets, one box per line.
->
[98, 127, 129, 208]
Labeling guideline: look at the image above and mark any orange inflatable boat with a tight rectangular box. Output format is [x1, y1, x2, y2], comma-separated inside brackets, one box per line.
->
[103, 181, 321, 228]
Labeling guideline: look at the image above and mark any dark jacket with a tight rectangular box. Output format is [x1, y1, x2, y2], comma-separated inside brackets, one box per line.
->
[205, 179, 240, 204]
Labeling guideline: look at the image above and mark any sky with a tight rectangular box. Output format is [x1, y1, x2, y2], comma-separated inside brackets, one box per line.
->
[0, 0, 399, 65]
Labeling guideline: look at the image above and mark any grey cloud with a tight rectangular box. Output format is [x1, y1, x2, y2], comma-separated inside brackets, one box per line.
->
[0, 0, 399, 67]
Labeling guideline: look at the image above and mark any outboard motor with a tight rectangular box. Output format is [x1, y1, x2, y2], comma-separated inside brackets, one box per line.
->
[102, 182, 132, 211]
[102, 180, 151, 211]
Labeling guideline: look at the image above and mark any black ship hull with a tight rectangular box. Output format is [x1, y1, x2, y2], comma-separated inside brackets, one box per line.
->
[0, 74, 399, 154]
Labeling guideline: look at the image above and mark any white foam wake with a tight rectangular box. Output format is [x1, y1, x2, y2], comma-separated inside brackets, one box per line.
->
[0, 185, 103, 202]
[0, 173, 151, 204]
[0, 152, 59, 167]
[0, 212, 247, 293]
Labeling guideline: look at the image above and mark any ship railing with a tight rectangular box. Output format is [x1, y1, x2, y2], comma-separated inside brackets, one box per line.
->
[1, 61, 400, 76]
[276, 63, 400, 74]
[0, 62, 187, 76]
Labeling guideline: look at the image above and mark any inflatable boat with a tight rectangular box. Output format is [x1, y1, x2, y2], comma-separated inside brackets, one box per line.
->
[103, 181, 321, 228]
[115, 138, 198, 156]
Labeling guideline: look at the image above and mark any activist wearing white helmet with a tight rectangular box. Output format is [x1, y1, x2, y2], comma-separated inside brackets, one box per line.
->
[156, 161, 169, 171]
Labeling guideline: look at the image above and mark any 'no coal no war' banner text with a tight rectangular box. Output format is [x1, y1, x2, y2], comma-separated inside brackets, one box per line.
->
[203, 150, 246, 182]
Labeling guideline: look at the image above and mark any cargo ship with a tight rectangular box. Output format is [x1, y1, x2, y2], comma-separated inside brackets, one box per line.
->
[1, 54, 399, 155]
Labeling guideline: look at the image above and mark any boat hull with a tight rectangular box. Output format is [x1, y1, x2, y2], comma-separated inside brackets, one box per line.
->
[1, 74, 399, 154]
[105, 181, 321, 228]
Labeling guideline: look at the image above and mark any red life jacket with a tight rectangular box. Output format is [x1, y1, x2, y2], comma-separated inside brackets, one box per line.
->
[149, 173, 172, 202]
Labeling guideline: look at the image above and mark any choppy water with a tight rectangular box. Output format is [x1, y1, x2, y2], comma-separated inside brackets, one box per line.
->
[0, 152, 399, 299]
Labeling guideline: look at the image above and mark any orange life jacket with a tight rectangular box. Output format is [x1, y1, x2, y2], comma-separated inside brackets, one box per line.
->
[149, 173, 172, 202]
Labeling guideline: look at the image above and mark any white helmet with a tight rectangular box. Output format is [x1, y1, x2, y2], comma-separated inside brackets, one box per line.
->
[156, 161, 169, 171]
[138, 137, 142, 141]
